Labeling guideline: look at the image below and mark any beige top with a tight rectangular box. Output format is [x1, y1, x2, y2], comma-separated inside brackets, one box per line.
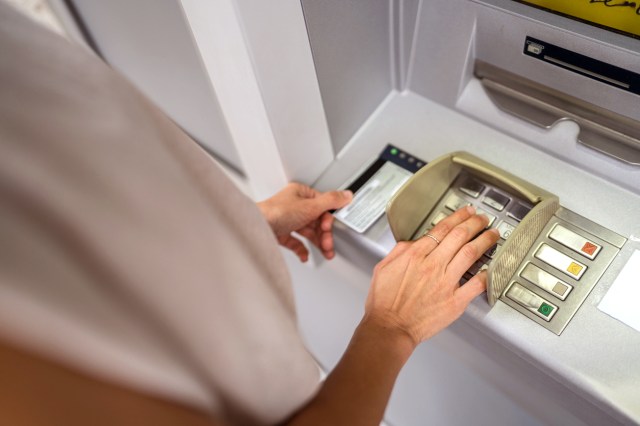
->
[0, 3, 319, 424]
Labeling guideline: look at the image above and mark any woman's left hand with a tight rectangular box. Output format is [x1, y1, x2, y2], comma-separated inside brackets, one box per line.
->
[258, 183, 353, 262]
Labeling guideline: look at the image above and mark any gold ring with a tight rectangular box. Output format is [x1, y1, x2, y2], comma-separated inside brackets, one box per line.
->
[423, 233, 441, 244]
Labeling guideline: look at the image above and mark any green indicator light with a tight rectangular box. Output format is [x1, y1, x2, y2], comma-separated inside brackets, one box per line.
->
[390, 148, 398, 155]
[538, 303, 552, 316]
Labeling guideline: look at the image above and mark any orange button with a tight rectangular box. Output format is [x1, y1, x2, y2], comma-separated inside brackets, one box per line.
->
[582, 242, 598, 256]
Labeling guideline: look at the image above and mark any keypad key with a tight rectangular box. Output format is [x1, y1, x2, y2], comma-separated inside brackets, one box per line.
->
[484, 244, 500, 259]
[520, 263, 572, 300]
[506, 282, 558, 321]
[548, 224, 601, 260]
[534, 244, 587, 280]
[431, 211, 448, 226]
[458, 177, 485, 198]
[444, 193, 471, 212]
[468, 261, 484, 275]
[477, 208, 496, 228]
[482, 189, 510, 212]
[496, 221, 516, 240]
[508, 202, 532, 222]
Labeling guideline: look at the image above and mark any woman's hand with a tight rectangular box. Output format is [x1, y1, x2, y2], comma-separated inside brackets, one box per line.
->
[364, 206, 500, 347]
[258, 183, 353, 262]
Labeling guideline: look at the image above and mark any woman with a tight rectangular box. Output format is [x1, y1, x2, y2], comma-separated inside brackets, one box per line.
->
[0, 3, 498, 425]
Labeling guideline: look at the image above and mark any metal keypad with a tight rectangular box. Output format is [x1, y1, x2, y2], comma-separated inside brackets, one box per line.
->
[412, 173, 625, 335]
[414, 173, 526, 286]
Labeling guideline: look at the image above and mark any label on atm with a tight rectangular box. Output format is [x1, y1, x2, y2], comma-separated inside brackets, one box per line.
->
[518, 0, 640, 38]
[334, 161, 412, 233]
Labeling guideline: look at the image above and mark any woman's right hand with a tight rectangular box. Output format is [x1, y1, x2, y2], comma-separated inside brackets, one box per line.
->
[363, 206, 500, 348]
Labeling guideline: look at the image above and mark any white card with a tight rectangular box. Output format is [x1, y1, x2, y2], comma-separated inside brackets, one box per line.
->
[334, 161, 412, 233]
[598, 249, 640, 333]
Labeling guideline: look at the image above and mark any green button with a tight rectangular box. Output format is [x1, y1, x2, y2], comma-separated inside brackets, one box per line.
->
[538, 303, 553, 316]
[390, 148, 398, 155]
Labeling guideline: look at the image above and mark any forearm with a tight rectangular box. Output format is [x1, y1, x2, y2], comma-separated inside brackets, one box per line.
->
[285, 316, 415, 426]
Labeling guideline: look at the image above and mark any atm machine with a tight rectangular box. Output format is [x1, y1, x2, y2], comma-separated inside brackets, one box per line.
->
[49, 1, 640, 424]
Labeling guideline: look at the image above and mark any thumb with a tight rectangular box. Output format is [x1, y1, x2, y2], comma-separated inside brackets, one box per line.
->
[309, 190, 353, 214]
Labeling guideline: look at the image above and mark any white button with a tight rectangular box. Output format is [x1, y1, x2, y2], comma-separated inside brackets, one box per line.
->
[520, 263, 572, 300]
[496, 221, 515, 240]
[431, 211, 448, 226]
[477, 208, 496, 228]
[548, 224, 601, 260]
[506, 282, 557, 321]
[444, 193, 470, 212]
[534, 244, 587, 280]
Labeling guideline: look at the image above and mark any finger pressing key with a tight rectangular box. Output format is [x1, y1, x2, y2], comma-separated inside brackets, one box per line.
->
[455, 270, 489, 306]
[432, 213, 490, 261]
[445, 228, 500, 282]
[414, 206, 476, 253]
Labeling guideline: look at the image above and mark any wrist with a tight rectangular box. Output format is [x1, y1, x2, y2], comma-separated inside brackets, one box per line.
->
[355, 314, 417, 364]
[257, 200, 281, 234]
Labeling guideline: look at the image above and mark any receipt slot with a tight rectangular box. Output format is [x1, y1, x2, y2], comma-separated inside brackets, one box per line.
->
[386, 151, 625, 335]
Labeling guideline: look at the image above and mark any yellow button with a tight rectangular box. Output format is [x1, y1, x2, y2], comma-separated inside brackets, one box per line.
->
[567, 262, 583, 276]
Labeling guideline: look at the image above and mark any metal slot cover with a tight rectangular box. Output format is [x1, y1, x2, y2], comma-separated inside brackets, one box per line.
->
[475, 60, 640, 166]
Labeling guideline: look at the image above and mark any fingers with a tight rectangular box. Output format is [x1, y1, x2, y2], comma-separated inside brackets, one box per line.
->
[445, 228, 500, 280]
[455, 270, 488, 307]
[433, 213, 489, 260]
[412, 206, 475, 252]
[320, 231, 334, 259]
[377, 241, 412, 269]
[320, 211, 334, 232]
[422, 205, 476, 243]
[278, 235, 309, 262]
[307, 189, 353, 215]
[297, 220, 336, 260]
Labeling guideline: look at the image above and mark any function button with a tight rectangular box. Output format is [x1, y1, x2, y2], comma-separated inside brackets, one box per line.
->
[548, 224, 602, 260]
[458, 177, 485, 198]
[408, 157, 415, 163]
[552, 282, 570, 298]
[444, 193, 471, 211]
[507, 202, 532, 222]
[416, 162, 424, 168]
[431, 211, 448, 226]
[534, 244, 587, 280]
[506, 282, 557, 321]
[520, 263, 573, 300]
[538, 302, 554, 317]
[477, 208, 496, 228]
[484, 244, 500, 259]
[399, 152, 407, 159]
[496, 221, 516, 240]
[482, 189, 510, 212]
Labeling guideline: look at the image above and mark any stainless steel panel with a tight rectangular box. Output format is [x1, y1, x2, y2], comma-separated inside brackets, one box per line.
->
[500, 212, 625, 335]
[301, 0, 392, 153]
